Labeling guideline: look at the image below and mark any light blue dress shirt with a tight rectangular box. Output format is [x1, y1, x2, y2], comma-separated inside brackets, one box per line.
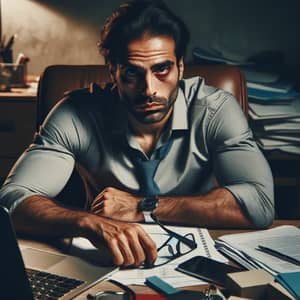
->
[0, 77, 274, 228]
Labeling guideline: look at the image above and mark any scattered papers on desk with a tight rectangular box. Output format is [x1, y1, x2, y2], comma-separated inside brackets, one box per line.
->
[110, 225, 227, 287]
[215, 225, 300, 276]
[71, 224, 227, 288]
[259, 235, 300, 265]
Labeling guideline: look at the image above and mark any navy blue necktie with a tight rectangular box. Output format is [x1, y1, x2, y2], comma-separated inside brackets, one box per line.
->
[131, 138, 173, 196]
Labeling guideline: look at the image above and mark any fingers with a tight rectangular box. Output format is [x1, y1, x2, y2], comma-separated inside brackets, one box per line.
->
[102, 222, 157, 267]
[90, 188, 113, 214]
[138, 227, 158, 265]
[91, 200, 104, 214]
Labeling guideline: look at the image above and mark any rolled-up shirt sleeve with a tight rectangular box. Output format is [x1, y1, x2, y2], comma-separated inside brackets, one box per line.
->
[0, 98, 83, 212]
[207, 93, 274, 228]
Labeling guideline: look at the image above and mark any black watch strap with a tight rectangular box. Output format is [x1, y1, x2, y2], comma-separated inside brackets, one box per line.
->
[138, 196, 159, 223]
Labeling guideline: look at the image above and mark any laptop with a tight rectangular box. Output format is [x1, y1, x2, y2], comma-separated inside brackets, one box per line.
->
[0, 206, 118, 300]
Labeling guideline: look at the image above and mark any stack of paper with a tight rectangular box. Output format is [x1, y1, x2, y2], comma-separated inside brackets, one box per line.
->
[249, 100, 300, 154]
[192, 47, 300, 154]
[215, 225, 300, 276]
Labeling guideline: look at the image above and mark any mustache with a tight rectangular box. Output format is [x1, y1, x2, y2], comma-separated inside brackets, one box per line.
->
[136, 95, 168, 105]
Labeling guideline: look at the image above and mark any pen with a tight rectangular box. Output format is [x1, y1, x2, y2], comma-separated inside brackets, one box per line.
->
[257, 245, 300, 266]
[5, 34, 16, 50]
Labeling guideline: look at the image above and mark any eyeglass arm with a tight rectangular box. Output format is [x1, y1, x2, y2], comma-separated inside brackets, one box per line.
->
[150, 213, 197, 249]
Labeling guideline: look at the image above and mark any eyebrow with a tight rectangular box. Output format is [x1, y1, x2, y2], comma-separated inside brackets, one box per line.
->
[122, 60, 175, 73]
[151, 60, 174, 72]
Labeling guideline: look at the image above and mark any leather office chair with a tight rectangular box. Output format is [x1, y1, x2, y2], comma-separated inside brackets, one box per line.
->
[37, 64, 248, 127]
[36, 64, 248, 207]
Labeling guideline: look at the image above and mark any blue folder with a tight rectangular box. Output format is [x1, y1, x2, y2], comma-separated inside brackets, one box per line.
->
[275, 272, 300, 300]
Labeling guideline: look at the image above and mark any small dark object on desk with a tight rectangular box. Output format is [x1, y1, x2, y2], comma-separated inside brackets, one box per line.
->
[176, 256, 240, 286]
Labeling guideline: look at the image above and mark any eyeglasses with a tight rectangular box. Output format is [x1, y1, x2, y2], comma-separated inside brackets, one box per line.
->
[142, 213, 197, 269]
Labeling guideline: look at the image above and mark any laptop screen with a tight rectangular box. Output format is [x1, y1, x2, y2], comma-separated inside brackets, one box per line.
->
[0, 206, 34, 300]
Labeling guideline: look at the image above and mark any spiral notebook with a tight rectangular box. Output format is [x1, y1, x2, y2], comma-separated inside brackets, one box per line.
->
[70, 224, 227, 287]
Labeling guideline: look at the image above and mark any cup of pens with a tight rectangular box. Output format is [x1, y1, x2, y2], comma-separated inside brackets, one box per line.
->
[0, 63, 28, 91]
[0, 48, 13, 63]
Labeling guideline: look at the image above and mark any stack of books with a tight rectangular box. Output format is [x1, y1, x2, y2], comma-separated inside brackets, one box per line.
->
[193, 48, 300, 155]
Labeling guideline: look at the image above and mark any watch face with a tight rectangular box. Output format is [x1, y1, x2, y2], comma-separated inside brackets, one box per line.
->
[139, 196, 158, 212]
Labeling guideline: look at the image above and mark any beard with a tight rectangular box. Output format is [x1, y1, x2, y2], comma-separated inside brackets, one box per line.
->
[120, 86, 179, 124]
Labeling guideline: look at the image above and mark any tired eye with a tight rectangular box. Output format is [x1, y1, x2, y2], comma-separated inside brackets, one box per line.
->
[124, 67, 140, 78]
[154, 65, 171, 76]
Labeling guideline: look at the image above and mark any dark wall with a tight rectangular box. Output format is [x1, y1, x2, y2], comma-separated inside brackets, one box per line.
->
[3, 0, 300, 77]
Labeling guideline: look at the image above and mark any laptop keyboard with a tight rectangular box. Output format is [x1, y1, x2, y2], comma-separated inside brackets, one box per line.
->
[27, 268, 84, 300]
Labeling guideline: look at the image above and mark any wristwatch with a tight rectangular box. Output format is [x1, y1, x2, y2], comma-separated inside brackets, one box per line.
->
[138, 196, 159, 223]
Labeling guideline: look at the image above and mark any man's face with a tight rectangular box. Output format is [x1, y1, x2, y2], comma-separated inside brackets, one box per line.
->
[112, 35, 184, 124]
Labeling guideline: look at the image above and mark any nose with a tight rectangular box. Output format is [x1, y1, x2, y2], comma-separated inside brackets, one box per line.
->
[143, 72, 156, 97]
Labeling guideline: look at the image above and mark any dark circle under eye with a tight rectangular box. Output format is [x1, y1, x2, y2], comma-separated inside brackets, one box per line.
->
[156, 66, 170, 75]
[125, 68, 138, 77]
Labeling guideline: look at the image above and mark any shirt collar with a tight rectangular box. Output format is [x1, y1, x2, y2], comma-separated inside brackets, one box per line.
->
[171, 86, 188, 131]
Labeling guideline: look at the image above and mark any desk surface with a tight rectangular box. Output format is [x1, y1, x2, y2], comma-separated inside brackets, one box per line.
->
[19, 220, 300, 299]
[0, 82, 37, 99]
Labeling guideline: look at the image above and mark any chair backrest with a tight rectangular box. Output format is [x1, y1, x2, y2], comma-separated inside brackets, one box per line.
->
[37, 64, 248, 128]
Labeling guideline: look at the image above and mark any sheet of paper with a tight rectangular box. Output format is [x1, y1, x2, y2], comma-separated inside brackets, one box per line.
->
[71, 224, 227, 288]
[216, 225, 300, 275]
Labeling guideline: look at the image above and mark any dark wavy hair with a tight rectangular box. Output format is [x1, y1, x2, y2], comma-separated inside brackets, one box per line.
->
[99, 0, 190, 64]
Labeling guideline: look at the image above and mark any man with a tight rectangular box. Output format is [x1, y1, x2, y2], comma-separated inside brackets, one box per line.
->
[0, 0, 274, 267]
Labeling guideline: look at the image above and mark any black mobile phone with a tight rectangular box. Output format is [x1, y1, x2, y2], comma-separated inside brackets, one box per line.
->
[176, 256, 240, 286]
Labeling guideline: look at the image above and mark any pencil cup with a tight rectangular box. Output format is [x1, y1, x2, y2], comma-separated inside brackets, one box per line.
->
[0, 63, 27, 91]
[0, 49, 13, 63]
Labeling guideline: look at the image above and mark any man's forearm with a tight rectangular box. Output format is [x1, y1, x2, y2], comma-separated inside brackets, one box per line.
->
[11, 195, 89, 238]
[11, 195, 158, 267]
[155, 188, 253, 228]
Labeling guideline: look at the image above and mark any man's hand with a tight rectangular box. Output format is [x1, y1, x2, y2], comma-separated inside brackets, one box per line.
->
[81, 213, 157, 267]
[91, 187, 144, 222]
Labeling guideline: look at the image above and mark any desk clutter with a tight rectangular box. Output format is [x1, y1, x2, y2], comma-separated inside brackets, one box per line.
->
[193, 47, 300, 155]
[214, 226, 300, 300]
[215, 225, 300, 275]
[0, 34, 30, 91]
[70, 223, 300, 299]
[225, 269, 298, 300]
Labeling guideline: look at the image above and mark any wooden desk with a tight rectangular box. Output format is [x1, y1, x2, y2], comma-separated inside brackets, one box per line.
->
[19, 220, 300, 299]
[0, 84, 37, 184]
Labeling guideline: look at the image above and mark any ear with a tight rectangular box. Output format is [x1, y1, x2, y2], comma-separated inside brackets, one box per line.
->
[108, 64, 117, 83]
[178, 57, 184, 80]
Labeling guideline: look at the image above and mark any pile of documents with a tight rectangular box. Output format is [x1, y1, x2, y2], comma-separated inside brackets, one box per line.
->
[246, 67, 300, 155]
[215, 225, 300, 276]
[193, 47, 300, 155]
